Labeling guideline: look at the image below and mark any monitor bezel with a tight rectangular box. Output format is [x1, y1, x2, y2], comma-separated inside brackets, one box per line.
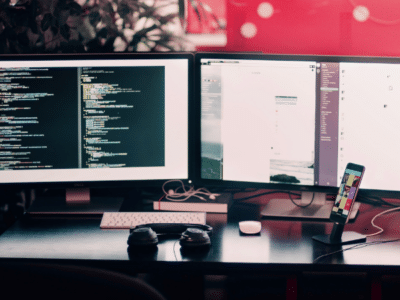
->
[0, 52, 195, 190]
[193, 52, 400, 198]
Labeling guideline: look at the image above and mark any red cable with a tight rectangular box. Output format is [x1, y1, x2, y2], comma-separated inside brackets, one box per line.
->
[158, 194, 165, 211]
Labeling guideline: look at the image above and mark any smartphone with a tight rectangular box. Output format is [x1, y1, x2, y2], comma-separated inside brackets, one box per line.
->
[330, 163, 365, 224]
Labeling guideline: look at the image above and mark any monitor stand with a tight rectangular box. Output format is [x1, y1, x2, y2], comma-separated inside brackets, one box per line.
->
[28, 188, 124, 215]
[260, 192, 360, 221]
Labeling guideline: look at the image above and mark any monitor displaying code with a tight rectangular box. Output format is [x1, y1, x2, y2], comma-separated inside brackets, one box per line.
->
[0, 56, 189, 183]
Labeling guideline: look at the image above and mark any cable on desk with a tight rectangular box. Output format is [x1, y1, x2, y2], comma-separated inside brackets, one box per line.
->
[313, 238, 400, 263]
[357, 195, 400, 207]
[161, 180, 220, 202]
[232, 190, 288, 202]
[364, 206, 400, 237]
[173, 239, 180, 261]
[374, 197, 400, 207]
[356, 196, 384, 206]
[233, 190, 321, 208]
[314, 206, 400, 262]
[157, 194, 165, 211]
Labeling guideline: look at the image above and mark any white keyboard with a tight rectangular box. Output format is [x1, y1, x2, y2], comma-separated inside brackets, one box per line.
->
[100, 212, 207, 229]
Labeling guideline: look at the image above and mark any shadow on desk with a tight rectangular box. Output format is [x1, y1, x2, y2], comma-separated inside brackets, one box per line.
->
[0, 261, 167, 300]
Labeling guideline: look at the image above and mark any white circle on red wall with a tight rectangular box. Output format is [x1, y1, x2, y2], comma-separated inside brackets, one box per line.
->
[353, 5, 370, 22]
[258, 2, 274, 19]
[240, 23, 257, 38]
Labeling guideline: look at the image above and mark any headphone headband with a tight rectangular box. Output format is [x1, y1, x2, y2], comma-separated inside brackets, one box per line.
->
[128, 223, 213, 250]
[130, 223, 213, 235]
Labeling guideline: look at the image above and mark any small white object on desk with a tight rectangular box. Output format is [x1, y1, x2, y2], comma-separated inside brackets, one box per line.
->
[239, 221, 262, 235]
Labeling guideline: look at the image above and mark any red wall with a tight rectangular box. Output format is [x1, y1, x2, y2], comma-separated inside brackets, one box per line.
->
[194, 0, 400, 56]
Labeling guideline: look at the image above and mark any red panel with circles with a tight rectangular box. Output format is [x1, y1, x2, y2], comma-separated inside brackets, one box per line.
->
[219, 0, 400, 56]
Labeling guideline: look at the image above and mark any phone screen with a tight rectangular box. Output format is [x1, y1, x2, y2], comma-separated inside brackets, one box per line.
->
[330, 163, 364, 223]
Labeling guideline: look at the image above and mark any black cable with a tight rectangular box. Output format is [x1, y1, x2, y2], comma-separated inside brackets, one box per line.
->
[373, 197, 400, 207]
[233, 188, 400, 210]
[234, 190, 316, 208]
[288, 191, 315, 208]
[356, 195, 384, 206]
[151, 182, 400, 209]
[357, 195, 400, 207]
[234, 191, 398, 208]
[234, 190, 330, 208]
[233, 190, 287, 202]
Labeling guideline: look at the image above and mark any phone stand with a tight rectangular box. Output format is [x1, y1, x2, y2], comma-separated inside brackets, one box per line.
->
[312, 222, 366, 245]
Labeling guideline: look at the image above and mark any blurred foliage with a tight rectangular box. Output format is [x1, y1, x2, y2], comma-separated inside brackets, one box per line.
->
[0, 0, 188, 53]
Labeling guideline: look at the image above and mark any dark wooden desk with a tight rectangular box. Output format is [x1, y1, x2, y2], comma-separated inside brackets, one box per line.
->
[0, 197, 400, 299]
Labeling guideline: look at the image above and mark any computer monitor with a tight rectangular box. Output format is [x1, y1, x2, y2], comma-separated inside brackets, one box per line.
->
[195, 53, 400, 219]
[0, 53, 193, 212]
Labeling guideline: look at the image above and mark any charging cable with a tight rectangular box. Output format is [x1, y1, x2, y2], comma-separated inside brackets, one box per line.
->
[161, 180, 220, 202]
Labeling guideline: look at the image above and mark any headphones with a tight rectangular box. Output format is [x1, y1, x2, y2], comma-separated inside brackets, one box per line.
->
[127, 223, 213, 250]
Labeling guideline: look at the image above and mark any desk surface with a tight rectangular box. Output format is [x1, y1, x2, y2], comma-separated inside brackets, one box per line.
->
[0, 198, 400, 275]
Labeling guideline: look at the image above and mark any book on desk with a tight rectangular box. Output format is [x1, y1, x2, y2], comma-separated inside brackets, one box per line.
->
[153, 193, 233, 213]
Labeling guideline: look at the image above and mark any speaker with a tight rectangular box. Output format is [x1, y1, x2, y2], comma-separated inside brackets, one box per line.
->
[127, 223, 212, 250]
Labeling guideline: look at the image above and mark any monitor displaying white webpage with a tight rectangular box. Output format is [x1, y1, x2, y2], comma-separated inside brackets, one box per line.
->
[200, 58, 400, 191]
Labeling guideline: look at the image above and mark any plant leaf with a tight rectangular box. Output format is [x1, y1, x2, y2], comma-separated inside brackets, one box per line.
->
[134, 24, 158, 37]
[157, 13, 178, 25]
[68, 2, 82, 16]
[117, 2, 131, 19]
[51, 25, 59, 35]
[41, 13, 53, 32]
[178, 0, 185, 21]
[97, 27, 108, 39]
[89, 10, 101, 26]
[17, 31, 29, 47]
[103, 36, 116, 52]
[60, 24, 70, 40]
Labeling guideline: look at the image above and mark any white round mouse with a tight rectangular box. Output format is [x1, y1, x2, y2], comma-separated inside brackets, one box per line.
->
[239, 221, 262, 235]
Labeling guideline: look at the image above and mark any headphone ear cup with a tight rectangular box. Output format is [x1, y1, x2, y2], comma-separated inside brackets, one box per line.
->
[127, 227, 158, 248]
[180, 228, 211, 248]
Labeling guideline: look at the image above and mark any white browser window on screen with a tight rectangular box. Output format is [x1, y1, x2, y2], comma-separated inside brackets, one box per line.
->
[218, 60, 317, 184]
[338, 62, 400, 191]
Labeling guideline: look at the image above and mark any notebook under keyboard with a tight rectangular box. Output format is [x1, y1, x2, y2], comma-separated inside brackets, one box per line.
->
[100, 211, 207, 229]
